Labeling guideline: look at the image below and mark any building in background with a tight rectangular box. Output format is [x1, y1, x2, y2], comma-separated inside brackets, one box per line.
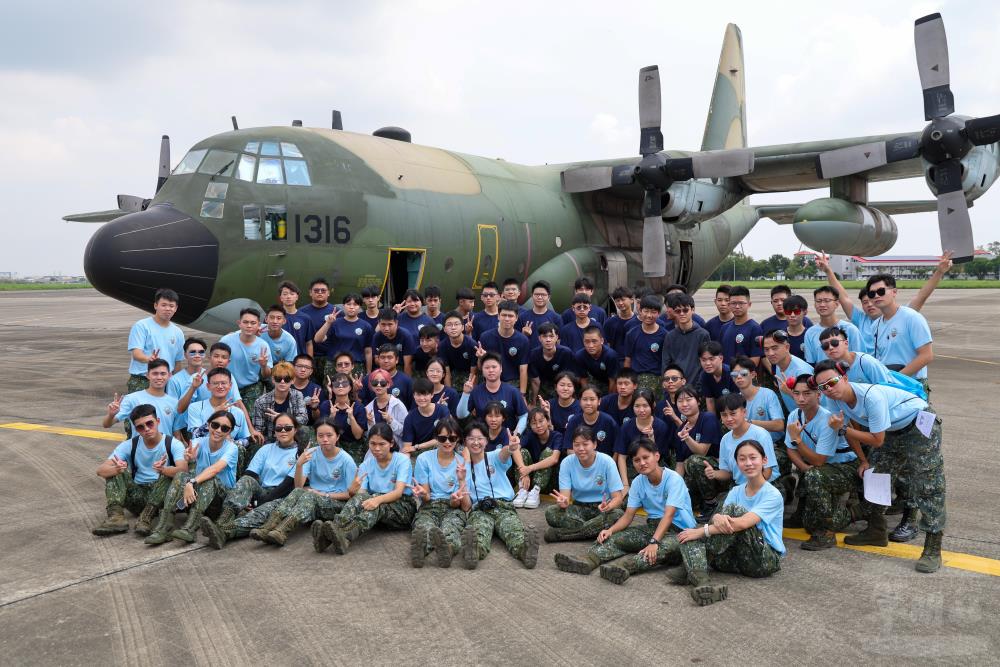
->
[794, 250, 996, 279]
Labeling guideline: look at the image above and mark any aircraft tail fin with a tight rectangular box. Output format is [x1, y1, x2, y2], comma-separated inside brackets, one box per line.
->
[701, 23, 747, 151]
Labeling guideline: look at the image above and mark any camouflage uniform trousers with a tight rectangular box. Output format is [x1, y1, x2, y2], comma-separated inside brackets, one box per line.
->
[239, 382, 265, 414]
[861, 413, 945, 533]
[466, 500, 530, 561]
[545, 501, 625, 540]
[312, 357, 336, 387]
[587, 518, 684, 572]
[162, 472, 227, 519]
[636, 373, 663, 402]
[340, 438, 368, 466]
[104, 470, 171, 515]
[683, 455, 730, 509]
[801, 461, 859, 534]
[680, 504, 782, 578]
[127, 374, 150, 394]
[222, 476, 283, 538]
[449, 370, 470, 394]
[535, 379, 556, 400]
[411, 499, 467, 557]
[334, 492, 418, 542]
[509, 448, 555, 492]
[272, 487, 346, 524]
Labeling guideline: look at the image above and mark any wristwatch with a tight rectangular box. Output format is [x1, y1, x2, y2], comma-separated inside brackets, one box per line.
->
[647, 537, 658, 545]
[837, 427, 848, 437]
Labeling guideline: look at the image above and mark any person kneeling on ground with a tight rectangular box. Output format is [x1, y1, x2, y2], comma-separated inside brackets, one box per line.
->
[543, 425, 624, 543]
[554, 437, 704, 592]
[250, 417, 359, 548]
[783, 374, 861, 550]
[408, 417, 469, 568]
[677, 439, 784, 601]
[92, 404, 186, 537]
[459, 420, 540, 569]
[144, 410, 239, 545]
[199, 413, 300, 548]
[320, 422, 417, 555]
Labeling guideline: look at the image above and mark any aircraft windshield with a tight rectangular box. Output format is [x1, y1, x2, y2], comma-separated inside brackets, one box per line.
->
[197, 150, 237, 177]
[173, 149, 207, 175]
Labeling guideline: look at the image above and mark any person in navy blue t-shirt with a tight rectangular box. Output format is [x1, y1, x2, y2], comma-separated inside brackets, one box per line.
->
[560, 276, 608, 325]
[605, 286, 640, 358]
[278, 281, 315, 358]
[575, 325, 619, 393]
[477, 300, 530, 394]
[517, 280, 563, 350]
[456, 353, 528, 433]
[396, 289, 437, 339]
[624, 295, 668, 400]
[704, 285, 735, 342]
[719, 286, 762, 366]
[372, 309, 417, 376]
[528, 322, 577, 401]
[440, 311, 477, 390]
[698, 341, 737, 414]
[760, 285, 814, 335]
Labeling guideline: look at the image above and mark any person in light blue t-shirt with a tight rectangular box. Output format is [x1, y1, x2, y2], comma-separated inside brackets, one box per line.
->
[143, 410, 241, 545]
[259, 418, 359, 548]
[457, 420, 540, 570]
[730, 356, 787, 487]
[762, 329, 815, 414]
[320, 422, 418, 556]
[125, 288, 185, 392]
[92, 404, 187, 538]
[867, 274, 934, 383]
[407, 417, 469, 568]
[104, 359, 182, 439]
[554, 438, 718, 602]
[782, 373, 859, 551]
[543, 424, 625, 543]
[678, 439, 783, 603]
[261, 305, 300, 365]
[218, 308, 274, 408]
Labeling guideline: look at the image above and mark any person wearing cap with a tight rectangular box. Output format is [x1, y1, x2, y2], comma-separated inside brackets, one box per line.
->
[811, 359, 945, 573]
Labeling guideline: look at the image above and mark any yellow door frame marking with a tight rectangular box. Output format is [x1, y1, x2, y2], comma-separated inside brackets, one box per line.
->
[472, 224, 499, 289]
[379, 247, 428, 296]
[1, 422, 121, 441]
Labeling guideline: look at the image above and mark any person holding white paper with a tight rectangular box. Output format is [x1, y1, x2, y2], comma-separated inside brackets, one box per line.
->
[812, 360, 945, 573]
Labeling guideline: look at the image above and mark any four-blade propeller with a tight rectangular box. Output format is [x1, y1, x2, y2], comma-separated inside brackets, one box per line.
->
[561, 65, 754, 277]
[815, 13, 996, 262]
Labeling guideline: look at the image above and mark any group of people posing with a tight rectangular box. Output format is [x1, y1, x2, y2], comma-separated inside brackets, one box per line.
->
[92, 251, 953, 605]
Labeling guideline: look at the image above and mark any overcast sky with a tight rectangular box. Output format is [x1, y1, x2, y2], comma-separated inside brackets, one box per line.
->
[4, 0, 1000, 276]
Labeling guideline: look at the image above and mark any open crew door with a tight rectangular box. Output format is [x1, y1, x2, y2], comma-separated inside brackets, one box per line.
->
[383, 248, 426, 306]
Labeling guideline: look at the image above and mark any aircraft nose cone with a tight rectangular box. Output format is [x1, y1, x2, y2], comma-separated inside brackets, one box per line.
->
[83, 203, 219, 324]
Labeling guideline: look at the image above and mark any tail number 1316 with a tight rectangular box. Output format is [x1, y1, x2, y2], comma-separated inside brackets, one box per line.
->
[294, 214, 351, 244]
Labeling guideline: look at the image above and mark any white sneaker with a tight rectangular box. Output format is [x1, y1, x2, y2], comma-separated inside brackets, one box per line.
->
[524, 486, 541, 509]
[512, 488, 528, 508]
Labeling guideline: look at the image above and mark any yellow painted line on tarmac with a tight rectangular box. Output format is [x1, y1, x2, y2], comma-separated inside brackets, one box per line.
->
[0, 422, 121, 441]
[936, 354, 1000, 366]
[783, 528, 1000, 577]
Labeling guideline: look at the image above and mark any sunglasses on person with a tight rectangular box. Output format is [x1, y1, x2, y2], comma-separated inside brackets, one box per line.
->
[435, 434, 461, 443]
[274, 424, 296, 433]
[331, 379, 351, 389]
[820, 339, 843, 351]
[867, 287, 888, 299]
[209, 421, 233, 433]
[730, 370, 751, 379]
[273, 376, 292, 383]
[672, 306, 692, 314]
[783, 308, 803, 316]
[187, 349, 206, 356]
[134, 419, 157, 432]
[817, 376, 842, 391]
[370, 379, 389, 388]
[662, 375, 684, 383]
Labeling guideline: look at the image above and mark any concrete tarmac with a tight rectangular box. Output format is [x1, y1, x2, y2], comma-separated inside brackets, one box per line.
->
[1, 289, 998, 666]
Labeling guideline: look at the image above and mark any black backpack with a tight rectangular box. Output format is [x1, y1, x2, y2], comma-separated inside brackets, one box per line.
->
[130, 435, 175, 476]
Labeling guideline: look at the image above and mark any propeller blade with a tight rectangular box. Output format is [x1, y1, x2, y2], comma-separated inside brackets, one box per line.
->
[611, 164, 637, 186]
[561, 166, 613, 193]
[642, 214, 667, 277]
[816, 142, 888, 179]
[914, 13, 954, 120]
[964, 113, 1000, 146]
[932, 159, 974, 262]
[690, 148, 755, 178]
[638, 65, 663, 156]
[156, 135, 170, 193]
[117, 194, 147, 212]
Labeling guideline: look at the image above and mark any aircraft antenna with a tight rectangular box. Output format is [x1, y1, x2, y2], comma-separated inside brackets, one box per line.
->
[231, 116, 239, 130]
[332, 110, 343, 130]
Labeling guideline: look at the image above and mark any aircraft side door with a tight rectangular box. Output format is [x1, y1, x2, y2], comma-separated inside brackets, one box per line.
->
[472, 224, 499, 289]
[241, 197, 289, 286]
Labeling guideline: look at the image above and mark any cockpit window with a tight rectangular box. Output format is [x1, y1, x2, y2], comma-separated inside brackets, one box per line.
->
[256, 158, 284, 185]
[284, 159, 311, 186]
[197, 150, 237, 177]
[244, 141, 260, 154]
[281, 142, 303, 158]
[173, 149, 207, 175]
[236, 154, 256, 182]
[260, 141, 281, 157]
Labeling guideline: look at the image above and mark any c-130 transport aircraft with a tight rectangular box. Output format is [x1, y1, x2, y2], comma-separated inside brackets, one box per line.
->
[67, 13, 1000, 333]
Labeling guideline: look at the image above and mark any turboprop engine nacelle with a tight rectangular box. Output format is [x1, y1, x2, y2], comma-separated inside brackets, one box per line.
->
[923, 143, 1000, 203]
[792, 198, 898, 256]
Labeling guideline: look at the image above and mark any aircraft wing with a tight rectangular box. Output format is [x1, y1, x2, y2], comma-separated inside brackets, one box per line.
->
[756, 199, 939, 224]
[63, 209, 130, 223]
[739, 132, 924, 193]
